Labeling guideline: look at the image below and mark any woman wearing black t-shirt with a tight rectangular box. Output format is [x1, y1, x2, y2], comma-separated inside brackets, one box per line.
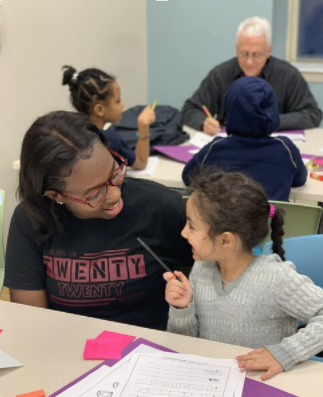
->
[4, 111, 193, 330]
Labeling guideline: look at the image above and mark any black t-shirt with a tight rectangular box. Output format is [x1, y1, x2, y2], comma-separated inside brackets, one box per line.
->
[5, 178, 193, 330]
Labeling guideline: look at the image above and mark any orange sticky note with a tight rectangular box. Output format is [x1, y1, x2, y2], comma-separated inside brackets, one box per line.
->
[15, 390, 46, 397]
[83, 339, 124, 360]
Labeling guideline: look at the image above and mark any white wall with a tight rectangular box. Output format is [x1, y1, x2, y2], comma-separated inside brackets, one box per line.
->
[0, 0, 147, 241]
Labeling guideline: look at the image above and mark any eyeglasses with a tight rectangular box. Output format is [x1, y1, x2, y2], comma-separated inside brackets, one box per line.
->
[239, 51, 266, 61]
[59, 148, 128, 208]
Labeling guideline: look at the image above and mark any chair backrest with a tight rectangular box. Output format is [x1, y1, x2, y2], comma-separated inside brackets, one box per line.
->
[262, 234, 323, 288]
[0, 189, 5, 292]
[264, 200, 322, 243]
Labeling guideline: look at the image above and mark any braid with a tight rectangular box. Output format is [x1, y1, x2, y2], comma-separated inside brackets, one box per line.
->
[62, 66, 115, 115]
[270, 208, 285, 260]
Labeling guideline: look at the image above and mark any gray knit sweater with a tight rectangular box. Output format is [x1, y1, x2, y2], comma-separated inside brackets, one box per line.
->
[167, 254, 323, 371]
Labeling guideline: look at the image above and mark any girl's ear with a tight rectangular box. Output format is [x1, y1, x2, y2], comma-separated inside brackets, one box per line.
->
[220, 232, 235, 247]
[43, 190, 65, 204]
[93, 103, 105, 118]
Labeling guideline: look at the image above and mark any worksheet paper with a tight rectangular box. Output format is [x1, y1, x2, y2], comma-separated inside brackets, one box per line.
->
[189, 131, 306, 150]
[56, 344, 162, 397]
[189, 132, 214, 148]
[118, 352, 245, 397]
[126, 157, 160, 177]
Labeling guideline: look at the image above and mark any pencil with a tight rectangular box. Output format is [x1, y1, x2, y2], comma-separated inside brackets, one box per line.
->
[137, 237, 181, 281]
[202, 104, 213, 119]
[151, 100, 158, 110]
[310, 172, 323, 181]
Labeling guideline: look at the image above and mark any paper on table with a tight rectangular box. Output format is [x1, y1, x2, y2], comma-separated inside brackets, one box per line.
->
[320, 147, 323, 153]
[0, 348, 23, 369]
[51, 336, 298, 397]
[189, 132, 214, 148]
[190, 130, 306, 149]
[118, 352, 245, 397]
[220, 127, 306, 142]
[126, 157, 160, 177]
[271, 132, 306, 142]
[56, 344, 164, 397]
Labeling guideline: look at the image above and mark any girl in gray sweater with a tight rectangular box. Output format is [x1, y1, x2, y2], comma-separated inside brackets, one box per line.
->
[164, 169, 323, 380]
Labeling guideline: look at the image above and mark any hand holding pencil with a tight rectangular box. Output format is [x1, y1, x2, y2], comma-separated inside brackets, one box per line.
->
[202, 104, 220, 136]
[163, 271, 193, 309]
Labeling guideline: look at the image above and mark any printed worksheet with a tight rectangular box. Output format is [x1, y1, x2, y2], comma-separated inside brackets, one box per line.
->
[126, 157, 160, 177]
[56, 344, 162, 397]
[189, 132, 216, 148]
[118, 353, 245, 397]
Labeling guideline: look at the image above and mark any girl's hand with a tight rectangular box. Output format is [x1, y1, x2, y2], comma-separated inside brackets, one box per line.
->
[236, 348, 284, 380]
[163, 271, 193, 309]
[137, 105, 156, 127]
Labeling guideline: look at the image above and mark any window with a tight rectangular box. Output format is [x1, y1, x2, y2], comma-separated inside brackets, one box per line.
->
[288, 0, 323, 62]
[287, 0, 323, 81]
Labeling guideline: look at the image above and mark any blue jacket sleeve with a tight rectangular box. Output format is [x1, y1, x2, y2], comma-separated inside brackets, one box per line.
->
[182, 139, 219, 186]
[281, 137, 308, 187]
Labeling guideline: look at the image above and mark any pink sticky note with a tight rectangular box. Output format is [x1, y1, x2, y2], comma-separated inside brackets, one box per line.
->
[95, 330, 135, 348]
[83, 339, 124, 360]
[0, 329, 3, 334]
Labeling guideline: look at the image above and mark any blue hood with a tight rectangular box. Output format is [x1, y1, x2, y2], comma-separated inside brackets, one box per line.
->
[225, 77, 280, 137]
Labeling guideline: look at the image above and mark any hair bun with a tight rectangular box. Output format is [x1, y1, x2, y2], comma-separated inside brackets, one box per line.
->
[62, 65, 78, 87]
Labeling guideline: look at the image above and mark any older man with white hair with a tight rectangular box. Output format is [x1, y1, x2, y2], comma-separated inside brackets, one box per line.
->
[182, 16, 322, 135]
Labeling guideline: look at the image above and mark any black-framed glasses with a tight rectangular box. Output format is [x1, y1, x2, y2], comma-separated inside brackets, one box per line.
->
[59, 148, 128, 208]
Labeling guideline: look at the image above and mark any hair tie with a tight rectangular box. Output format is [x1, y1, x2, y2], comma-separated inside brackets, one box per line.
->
[268, 204, 275, 218]
[72, 72, 79, 83]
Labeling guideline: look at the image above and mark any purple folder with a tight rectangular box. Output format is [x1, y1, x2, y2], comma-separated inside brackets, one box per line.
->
[301, 153, 314, 161]
[49, 337, 298, 397]
[153, 145, 199, 163]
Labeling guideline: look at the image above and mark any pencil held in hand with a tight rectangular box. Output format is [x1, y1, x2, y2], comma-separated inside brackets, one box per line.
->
[151, 100, 158, 111]
[137, 237, 181, 281]
[202, 104, 213, 119]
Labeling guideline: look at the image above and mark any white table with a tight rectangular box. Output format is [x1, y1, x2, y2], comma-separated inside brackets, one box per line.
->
[12, 128, 323, 202]
[0, 301, 323, 397]
[144, 127, 323, 203]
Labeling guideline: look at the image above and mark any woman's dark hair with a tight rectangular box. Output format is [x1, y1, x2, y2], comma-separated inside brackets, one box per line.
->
[19, 110, 106, 239]
[62, 66, 115, 115]
[188, 167, 285, 260]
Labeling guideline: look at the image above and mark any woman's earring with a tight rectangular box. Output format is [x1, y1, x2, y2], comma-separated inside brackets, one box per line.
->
[57, 201, 64, 205]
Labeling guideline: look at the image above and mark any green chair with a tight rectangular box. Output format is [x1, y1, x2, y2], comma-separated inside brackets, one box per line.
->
[263, 200, 322, 243]
[0, 189, 5, 293]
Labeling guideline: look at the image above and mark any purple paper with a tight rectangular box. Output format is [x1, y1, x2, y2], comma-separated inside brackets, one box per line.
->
[153, 145, 199, 163]
[301, 153, 313, 160]
[49, 337, 298, 397]
[48, 338, 175, 397]
[244, 378, 298, 397]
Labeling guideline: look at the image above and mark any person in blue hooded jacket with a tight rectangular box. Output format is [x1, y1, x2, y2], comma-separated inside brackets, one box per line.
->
[182, 77, 307, 201]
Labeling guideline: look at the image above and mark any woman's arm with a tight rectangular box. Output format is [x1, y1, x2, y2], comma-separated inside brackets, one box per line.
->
[10, 289, 49, 308]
